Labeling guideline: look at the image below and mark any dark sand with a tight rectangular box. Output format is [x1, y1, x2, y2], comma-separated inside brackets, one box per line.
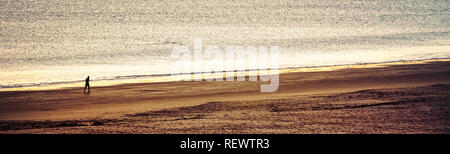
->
[0, 60, 449, 134]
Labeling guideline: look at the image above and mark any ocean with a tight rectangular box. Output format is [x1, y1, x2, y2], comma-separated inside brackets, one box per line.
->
[0, 0, 449, 90]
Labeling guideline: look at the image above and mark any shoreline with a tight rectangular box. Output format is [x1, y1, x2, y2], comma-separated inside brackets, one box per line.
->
[2, 58, 450, 92]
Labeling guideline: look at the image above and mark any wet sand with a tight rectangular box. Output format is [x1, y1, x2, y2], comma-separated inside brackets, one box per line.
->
[0, 60, 449, 134]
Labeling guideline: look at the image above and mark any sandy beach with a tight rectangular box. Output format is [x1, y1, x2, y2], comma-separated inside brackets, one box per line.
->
[0, 60, 449, 134]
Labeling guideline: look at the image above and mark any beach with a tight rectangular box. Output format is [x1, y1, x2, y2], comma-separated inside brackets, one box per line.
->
[0, 59, 449, 134]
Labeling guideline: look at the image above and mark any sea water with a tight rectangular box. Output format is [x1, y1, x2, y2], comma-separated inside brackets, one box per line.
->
[0, 0, 449, 90]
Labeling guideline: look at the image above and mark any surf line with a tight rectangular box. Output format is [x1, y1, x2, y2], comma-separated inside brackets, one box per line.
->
[170, 38, 280, 92]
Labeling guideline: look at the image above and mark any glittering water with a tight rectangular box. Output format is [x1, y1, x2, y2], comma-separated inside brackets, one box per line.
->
[0, 0, 449, 89]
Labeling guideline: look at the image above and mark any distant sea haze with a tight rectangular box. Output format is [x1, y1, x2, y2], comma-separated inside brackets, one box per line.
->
[0, 0, 449, 89]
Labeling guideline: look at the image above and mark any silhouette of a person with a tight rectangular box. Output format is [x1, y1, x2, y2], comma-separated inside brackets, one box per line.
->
[84, 76, 90, 94]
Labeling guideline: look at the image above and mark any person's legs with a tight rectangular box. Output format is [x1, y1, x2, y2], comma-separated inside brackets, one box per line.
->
[84, 85, 87, 93]
[88, 84, 90, 93]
